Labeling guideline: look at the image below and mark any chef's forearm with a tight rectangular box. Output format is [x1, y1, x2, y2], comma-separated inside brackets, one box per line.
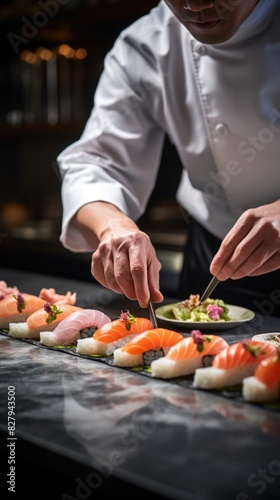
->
[73, 201, 140, 248]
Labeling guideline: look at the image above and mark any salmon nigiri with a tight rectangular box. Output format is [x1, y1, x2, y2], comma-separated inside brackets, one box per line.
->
[113, 328, 184, 367]
[242, 351, 280, 402]
[9, 303, 83, 340]
[76, 311, 153, 355]
[193, 339, 277, 390]
[40, 308, 111, 346]
[151, 330, 229, 379]
[0, 293, 46, 329]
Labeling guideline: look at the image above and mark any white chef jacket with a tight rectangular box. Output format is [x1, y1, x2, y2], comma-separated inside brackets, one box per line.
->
[57, 0, 280, 253]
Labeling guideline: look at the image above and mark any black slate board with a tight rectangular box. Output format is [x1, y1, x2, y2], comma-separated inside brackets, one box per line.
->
[1, 329, 280, 413]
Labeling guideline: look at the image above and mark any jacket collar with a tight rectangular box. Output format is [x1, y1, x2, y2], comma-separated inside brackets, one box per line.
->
[215, 0, 279, 48]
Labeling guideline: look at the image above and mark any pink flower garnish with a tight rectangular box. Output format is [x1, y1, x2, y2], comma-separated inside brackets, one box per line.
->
[119, 310, 136, 331]
[13, 293, 27, 313]
[119, 310, 130, 322]
[191, 330, 211, 352]
[191, 330, 205, 345]
[43, 302, 53, 314]
[206, 304, 224, 320]
[43, 302, 63, 324]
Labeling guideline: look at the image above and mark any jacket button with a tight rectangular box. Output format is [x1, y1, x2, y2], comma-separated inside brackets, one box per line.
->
[215, 123, 228, 136]
[196, 44, 207, 55]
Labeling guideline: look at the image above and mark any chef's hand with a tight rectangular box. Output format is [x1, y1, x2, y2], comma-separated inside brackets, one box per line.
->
[210, 200, 280, 281]
[92, 226, 164, 308]
[74, 202, 164, 308]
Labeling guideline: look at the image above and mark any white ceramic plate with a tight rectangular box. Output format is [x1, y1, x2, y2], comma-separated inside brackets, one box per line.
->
[252, 332, 280, 347]
[155, 303, 255, 331]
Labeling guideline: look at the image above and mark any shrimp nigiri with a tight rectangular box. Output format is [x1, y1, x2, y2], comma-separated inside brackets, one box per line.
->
[76, 311, 153, 355]
[40, 309, 111, 346]
[193, 339, 277, 389]
[151, 330, 229, 379]
[0, 293, 46, 330]
[113, 328, 184, 367]
[39, 288, 77, 305]
[242, 351, 280, 402]
[9, 303, 82, 339]
[0, 280, 19, 301]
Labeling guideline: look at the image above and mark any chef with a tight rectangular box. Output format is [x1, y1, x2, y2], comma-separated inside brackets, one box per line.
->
[57, 0, 280, 315]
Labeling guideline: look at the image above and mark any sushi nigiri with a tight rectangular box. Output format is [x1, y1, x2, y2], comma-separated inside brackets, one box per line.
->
[193, 339, 277, 390]
[242, 352, 280, 402]
[76, 311, 153, 356]
[9, 303, 82, 340]
[151, 330, 229, 379]
[0, 280, 19, 301]
[40, 309, 111, 346]
[39, 287, 77, 305]
[0, 292, 46, 330]
[113, 328, 183, 367]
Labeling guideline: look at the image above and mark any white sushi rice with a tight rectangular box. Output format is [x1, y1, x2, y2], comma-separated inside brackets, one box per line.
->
[9, 322, 54, 339]
[242, 376, 280, 402]
[76, 334, 136, 356]
[193, 363, 258, 389]
[40, 331, 57, 346]
[76, 338, 102, 355]
[151, 356, 204, 379]
[113, 349, 143, 367]
[40, 330, 80, 347]
[9, 322, 30, 338]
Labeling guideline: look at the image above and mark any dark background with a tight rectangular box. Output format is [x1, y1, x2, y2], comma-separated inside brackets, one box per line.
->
[0, 0, 186, 295]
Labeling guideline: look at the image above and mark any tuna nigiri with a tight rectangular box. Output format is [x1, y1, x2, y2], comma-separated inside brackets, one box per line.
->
[76, 311, 153, 356]
[193, 339, 277, 390]
[151, 330, 229, 379]
[0, 293, 46, 329]
[242, 352, 280, 402]
[9, 303, 82, 340]
[113, 328, 184, 367]
[40, 309, 111, 346]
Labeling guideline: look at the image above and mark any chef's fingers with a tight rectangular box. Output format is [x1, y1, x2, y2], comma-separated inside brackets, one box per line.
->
[115, 235, 163, 307]
[211, 213, 280, 280]
[211, 235, 263, 280]
[91, 248, 124, 294]
[91, 231, 163, 307]
[245, 250, 280, 277]
[130, 248, 163, 308]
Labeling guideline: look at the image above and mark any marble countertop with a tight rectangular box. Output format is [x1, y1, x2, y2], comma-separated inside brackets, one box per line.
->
[1, 267, 280, 499]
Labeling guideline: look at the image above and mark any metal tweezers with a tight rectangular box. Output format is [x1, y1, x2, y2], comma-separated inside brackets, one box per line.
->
[200, 276, 220, 303]
[148, 299, 158, 329]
